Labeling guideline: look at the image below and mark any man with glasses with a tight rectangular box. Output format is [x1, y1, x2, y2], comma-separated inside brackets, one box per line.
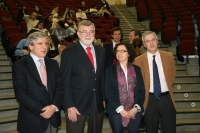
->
[134, 31, 176, 133]
[60, 20, 106, 133]
[104, 27, 122, 67]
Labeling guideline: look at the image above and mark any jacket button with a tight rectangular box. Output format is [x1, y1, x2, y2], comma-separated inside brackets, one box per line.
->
[93, 89, 95, 91]
[94, 78, 96, 80]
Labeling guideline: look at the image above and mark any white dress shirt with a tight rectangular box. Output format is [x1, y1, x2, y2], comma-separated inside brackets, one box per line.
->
[147, 51, 169, 93]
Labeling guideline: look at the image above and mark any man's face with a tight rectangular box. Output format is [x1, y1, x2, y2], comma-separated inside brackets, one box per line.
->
[38, 23, 43, 30]
[129, 31, 136, 43]
[112, 30, 121, 43]
[29, 37, 49, 58]
[77, 25, 95, 46]
[82, 1, 85, 6]
[31, 12, 37, 20]
[56, 23, 60, 29]
[143, 33, 158, 54]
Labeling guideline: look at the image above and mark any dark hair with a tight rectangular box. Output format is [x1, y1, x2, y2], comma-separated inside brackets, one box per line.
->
[35, 21, 44, 28]
[132, 37, 143, 48]
[113, 42, 136, 63]
[91, 3, 97, 8]
[49, 34, 60, 50]
[111, 27, 122, 35]
[57, 20, 65, 28]
[34, 6, 43, 16]
[27, 29, 39, 37]
[130, 29, 142, 38]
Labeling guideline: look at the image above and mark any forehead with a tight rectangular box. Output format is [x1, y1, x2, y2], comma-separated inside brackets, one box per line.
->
[129, 31, 135, 35]
[79, 25, 94, 31]
[34, 37, 48, 43]
[113, 30, 121, 34]
[144, 33, 156, 40]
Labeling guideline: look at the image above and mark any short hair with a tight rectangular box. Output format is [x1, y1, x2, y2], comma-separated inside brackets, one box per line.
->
[77, 20, 95, 31]
[142, 31, 158, 43]
[27, 29, 39, 37]
[57, 20, 65, 28]
[113, 42, 136, 63]
[111, 27, 122, 35]
[130, 29, 142, 38]
[27, 31, 48, 48]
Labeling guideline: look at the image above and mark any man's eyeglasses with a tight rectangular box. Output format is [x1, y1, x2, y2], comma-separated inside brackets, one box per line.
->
[78, 30, 95, 35]
[116, 50, 128, 54]
[144, 38, 157, 44]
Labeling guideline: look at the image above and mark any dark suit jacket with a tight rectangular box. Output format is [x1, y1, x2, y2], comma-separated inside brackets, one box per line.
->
[60, 42, 106, 114]
[103, 41, 115, 67]
[105, 64, 145, 115]
[12, 55, 64, 133]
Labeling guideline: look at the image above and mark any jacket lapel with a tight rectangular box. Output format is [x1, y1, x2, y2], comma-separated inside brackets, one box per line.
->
[26, 56, 43, 86]
[143, 52, 150, 93]
[94, 45, 100, 74]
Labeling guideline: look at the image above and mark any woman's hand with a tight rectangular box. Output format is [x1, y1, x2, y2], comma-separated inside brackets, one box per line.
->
[119, 109, 129, 118]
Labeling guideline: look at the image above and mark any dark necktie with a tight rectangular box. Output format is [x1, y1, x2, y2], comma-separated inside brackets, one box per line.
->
[153, 55, 161, 98]
[86, 47, 94, 68]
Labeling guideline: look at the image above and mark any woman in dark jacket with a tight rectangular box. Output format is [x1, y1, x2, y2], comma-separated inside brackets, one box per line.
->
[105, 42, 145, 133]
[17, 4, 28, 22]
[34, 5, 44, 21]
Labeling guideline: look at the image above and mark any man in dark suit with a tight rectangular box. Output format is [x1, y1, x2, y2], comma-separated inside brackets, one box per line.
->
[103, 27, 122, 67]
[60, 20, 106, 133]
[12, 32, 64, 133]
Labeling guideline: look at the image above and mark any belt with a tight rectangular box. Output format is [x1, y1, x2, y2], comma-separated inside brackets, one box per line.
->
[149, 91, 169, 96]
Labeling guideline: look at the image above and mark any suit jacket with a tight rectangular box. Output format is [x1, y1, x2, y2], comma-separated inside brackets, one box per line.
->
[134, 50, 176, 114]
[12, 55, 64, 133]
[105, 64, 145, 115]
[60, 42, 106, 114]
[103, 42, 114, 67]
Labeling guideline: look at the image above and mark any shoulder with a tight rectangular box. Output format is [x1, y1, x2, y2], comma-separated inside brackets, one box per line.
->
[103, 42, 112, 48]
[159, 50, 173, 58]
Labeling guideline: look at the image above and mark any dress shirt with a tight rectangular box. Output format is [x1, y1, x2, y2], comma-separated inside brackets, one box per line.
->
[147, 51, 169, 93]
[30, 53, 59, 111]
[112, 40, 120, 48]
[79, 41, 97, 72]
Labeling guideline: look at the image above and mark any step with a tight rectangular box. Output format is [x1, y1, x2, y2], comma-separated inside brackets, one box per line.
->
[0, 60, 11, 66]
[0, 89, 14, 97]
[175, 77, 199, 83]
[0, 131, 18, 133]
[0, 105, 19, 112]
[0, 80, 13, 87]
[0, 73, 12, 80]
[0, 86, 13, 90]
[0, 50, 6, 54]
[176, 65, 187, 71]
[0, 66, 12, 73]
[0, 95, 15, 100]
[0, 45, 3, 49]
[175, 97, 200, 102]
[176, 101, 200, 108]
[0, 116, 17, 124]
[176, 113, 200, 119]
[0, 122, 17, 133]
[0, 110, 18, 119]
[0, 99, 18, 107]
[0, 55, 8, 60]
[173, 83, 200, 90]
[176, 73, 199, 77]
[177, 107, 200, 113]
[173, 89, 200, 93]
[176, 118, 200, 126]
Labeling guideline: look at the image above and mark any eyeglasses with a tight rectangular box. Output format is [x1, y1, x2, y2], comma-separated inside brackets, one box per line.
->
[144, 38, 157, 44]
[79, 30, 95, 35]
[116, 50, 128, 54]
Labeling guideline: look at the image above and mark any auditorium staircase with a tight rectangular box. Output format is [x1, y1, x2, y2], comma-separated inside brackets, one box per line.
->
[0, 5, 199, 133]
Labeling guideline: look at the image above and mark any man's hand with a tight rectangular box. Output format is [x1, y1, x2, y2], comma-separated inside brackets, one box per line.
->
[119, 109, 129, 118]
[67, 107, 81, 122]
[40, 105, 56, 119]
[103, 101, 106, 109]
[128, 108, 138, 118]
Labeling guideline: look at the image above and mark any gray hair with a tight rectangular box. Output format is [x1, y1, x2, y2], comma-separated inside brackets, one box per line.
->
[27, 31, 48, 49]
[77, 20, 95, 31]
[142, 31, 158, 43]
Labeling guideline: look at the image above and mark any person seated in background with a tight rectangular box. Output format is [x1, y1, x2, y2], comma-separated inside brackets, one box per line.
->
[33, 21, 50, 36]
[65, 18, 78, 31]
[34, 5, 44, 21]
[51, 20, 68, 42]
[24, 12, 39, 33]
[80, 1, 88, 13]
[76, 17, 83, 24]
[132, 37, 146, 57]
[76, 8, 87, 19]
[52, 45, 66, 67]
[51, 5, 61, 19]
[14, 29, 39, 58]
[89, 4, 100, 17]
[100, 0, 110, 9]
[129, 29, 142, 44]
[17, 4, 28, 22]
[62, 7, 73, 22]
[99, 6, 111, 18]
[47, 34, 60, 58]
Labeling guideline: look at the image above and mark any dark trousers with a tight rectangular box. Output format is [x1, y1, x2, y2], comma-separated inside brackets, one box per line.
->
[109, 114, 135, 133]
[133, 112, 142, 133]
[66, 102, 104, 133]
[144, 94, 176, 133]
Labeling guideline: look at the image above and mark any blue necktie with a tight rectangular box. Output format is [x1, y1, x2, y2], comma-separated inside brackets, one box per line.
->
[153, 55, 161, 98]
